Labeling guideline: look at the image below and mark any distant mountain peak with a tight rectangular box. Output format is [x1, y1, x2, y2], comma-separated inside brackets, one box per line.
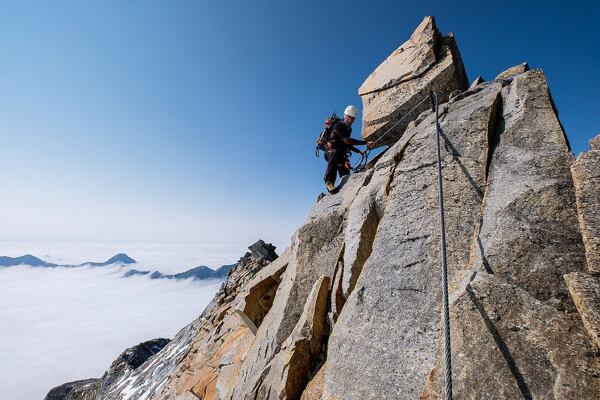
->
[104, 253, 136, 265]
[0, 254, 55, 267]
[122, 263, 236, 282]
[79, 253, 137, 267]
[0, 252, 137, 268]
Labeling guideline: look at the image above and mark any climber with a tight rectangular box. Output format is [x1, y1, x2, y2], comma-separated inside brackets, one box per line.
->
[322, 105, 373, 193]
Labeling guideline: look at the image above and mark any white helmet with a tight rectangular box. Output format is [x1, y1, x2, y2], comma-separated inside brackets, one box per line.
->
[344, 105, 358, 118]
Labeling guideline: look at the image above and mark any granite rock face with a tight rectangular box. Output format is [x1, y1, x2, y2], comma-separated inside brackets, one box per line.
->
[229, 173, 370, 400]
[248, 239, 278, 263]
[421, 70, 596, 400]
[360, 16, 468, 146]
[471, 69, 586, 311]
[47, 18, 600, 400]
[428, 273, 600, 399]
[324, 76, 502, 400]
[564, 135, 600, 356]
[565, 272, 600, 350]
[572, 135, 600, 273]
[257, 276, 330, 400]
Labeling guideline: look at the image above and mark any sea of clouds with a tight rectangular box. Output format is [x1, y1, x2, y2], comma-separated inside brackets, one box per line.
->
[0, 241, 245, 400]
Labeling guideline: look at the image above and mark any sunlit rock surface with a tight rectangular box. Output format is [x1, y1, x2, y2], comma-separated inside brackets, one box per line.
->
[46, 17, 600, 400]
[359, 16, 468, 146]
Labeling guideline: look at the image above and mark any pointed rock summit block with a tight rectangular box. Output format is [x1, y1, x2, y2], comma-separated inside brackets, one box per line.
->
[495, 62, 529, 80]
[359, 16, 468, 146]
[468, 75, 485, 90]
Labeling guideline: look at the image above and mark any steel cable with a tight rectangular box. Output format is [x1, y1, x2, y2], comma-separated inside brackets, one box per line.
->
[431, 91, 453, 400]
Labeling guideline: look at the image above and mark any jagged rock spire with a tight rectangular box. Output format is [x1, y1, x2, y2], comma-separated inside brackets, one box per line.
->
[359, 16, 468, 147]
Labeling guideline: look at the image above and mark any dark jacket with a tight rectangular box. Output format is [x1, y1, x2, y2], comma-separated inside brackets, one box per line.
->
[330, 121, 366, 153]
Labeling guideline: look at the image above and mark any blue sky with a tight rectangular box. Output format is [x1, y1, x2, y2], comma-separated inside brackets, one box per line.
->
[1, 0, 598, 249]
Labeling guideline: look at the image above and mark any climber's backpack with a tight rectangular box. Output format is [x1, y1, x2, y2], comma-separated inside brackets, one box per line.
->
[315, 112, 341, 157]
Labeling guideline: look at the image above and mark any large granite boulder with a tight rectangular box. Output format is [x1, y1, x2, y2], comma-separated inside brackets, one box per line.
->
[256, 276, 330, 399]
[428, 273, 600, 399]
[360, 16, 468, 146]
[470, 69, 586, 311]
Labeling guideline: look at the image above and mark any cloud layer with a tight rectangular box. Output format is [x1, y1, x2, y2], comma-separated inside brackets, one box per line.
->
[0, 262, 222, 399]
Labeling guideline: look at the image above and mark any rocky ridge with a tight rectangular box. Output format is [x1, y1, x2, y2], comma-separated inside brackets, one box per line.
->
[123, 264, 236, 281]
[47, 16, 600, 400]
[46, 240, 279, 400]
[45, 339, 170, 400]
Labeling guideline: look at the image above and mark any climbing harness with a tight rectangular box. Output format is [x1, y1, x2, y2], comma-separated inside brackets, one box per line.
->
[350, 148, 370, 172]
[430, 91, 453, 400]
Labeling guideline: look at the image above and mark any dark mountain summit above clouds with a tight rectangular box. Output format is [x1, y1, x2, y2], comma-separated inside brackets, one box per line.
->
[45, 338, 170, 400]
[0, 254, 58, 267]
[123, 264, 236, 281]
[0, 253, 136, 268]
[80, 253, 136, 267]
[0, 249, 237, 283]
